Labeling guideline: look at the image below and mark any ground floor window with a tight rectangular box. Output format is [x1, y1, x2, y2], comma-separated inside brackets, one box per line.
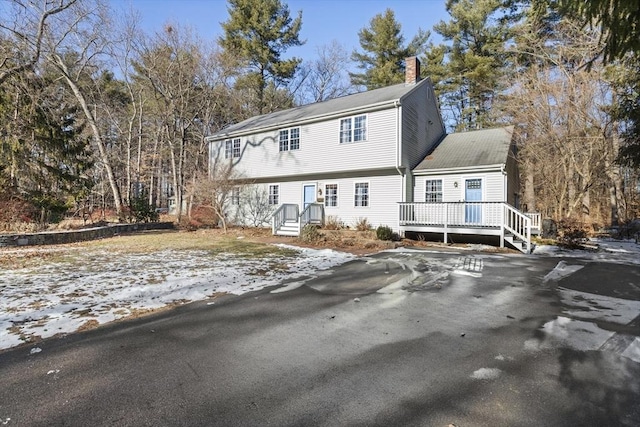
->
[325, 184, 337, 207]
[354, 182, 369, 207]
[425, 179, 443, 202]
[268, 185, 279, 205]
[231, 187, 240, 206]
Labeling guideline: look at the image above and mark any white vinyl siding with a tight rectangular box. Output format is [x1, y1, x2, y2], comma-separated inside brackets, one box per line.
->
[232, 175, 401, 231]
[400, 82, 446, 169]
[413, 172, 505, 203]
[213, 109, 396, 178]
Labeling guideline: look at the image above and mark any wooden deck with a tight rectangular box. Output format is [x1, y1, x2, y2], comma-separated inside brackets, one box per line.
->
[399, 202, 540, 253]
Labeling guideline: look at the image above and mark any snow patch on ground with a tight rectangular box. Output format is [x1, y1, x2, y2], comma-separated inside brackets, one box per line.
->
[0, 244, 354, 351]
[542, 261, 584, 283]
[621, 338, 640, 364]
[470, 367, 502, 380]
[559, 287, 640, 325]
[534, 238, 640, 265]
[524, 316, 615, 352]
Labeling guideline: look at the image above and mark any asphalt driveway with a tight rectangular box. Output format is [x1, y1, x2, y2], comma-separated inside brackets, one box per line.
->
[1, 248, 639, 426]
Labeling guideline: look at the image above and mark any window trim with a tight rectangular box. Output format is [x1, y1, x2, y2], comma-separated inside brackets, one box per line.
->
[268, 184, 279, 206]
[324, 183, 338, 208]
[339, 114, 367, 144]
[224, 138, 241, 159]
[231, 187, 241, 206]
[278, 126, 300, 152]
[425, 179, 443, 203]
[354, 181, 369, 208]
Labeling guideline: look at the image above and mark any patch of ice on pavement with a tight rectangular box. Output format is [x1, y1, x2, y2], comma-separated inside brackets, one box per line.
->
[471, 367, 502, 380]
[524, 316, 614, 352]
[621, 338, 640, 364]
[542, 261, 584, 283]
[29, 347, 41, 354]
[559, 287, 640, 324]
[47, 369, 60, 375]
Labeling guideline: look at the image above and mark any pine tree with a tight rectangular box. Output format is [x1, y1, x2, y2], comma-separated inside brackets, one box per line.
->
[220, 0, 304, 115]
[350, 9, 429, 90]
[432, 0, 512, 130]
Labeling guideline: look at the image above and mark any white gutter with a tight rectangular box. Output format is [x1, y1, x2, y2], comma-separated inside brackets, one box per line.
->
[413, 163, 506, 176]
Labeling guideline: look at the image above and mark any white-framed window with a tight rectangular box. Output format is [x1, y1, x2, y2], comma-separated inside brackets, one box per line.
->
[325, 184, 338, 207]
[290, 127, 300, 150]
[231, 187, 240, 206]
[278, 127, 300, 151]
[340, 115, 367, 143]
[225, 138, 241, 159]
[224, 140, 232, 159]
[268, 184, 279, 205]
[354, 182, 369, 207]
[232, 138, 241, 158]
[425, 179, 443, 202]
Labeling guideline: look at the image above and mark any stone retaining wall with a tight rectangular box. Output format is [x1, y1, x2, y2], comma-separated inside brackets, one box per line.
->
[0, 222, 175, 247]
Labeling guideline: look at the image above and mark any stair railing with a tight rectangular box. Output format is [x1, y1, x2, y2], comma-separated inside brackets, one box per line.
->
[272, 203, 299, 234]
[503, 203, 532, 253]
[299, 203, 325, 227]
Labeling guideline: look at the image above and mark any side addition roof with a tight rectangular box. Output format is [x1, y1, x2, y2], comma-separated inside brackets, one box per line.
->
[413, 126, 515, 172]
[209, 79, 431, 140]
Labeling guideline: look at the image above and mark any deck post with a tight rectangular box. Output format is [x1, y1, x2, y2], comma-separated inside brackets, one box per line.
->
[443, 204, 448, 243]
[499, 203, 505, 248]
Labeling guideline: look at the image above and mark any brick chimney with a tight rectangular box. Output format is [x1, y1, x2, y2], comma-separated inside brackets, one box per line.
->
[405, 56, 421, 84]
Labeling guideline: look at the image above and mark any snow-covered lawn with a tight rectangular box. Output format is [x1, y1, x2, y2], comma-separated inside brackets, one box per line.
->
[533, 237, 640, 265]
[0, 236, 354, 351]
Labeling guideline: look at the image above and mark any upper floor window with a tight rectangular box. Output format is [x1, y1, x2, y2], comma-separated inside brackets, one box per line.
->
[279, 127, 300, 151]
[354, 182, 369, 207]
[268, 184, 279, 205]
[340, 115, 367, 143]
[325, 184, 337, 207]
[225, 138, 241, 159]
[425, 179, 443, 202]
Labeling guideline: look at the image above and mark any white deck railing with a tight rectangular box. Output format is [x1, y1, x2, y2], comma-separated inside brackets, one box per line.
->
[524, 212, 541, 233]
[399, 202, 533, 252]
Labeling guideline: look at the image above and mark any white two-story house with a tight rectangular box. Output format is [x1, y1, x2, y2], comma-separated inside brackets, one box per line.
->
[207, 58, 539, 252]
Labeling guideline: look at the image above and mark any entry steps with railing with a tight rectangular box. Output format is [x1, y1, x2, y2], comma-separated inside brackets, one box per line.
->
[272, 203, 325, 236]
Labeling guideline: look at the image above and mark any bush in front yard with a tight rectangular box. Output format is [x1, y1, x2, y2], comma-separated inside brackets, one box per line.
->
[300, 224, 322, 243]
[376, 225, 394, 241]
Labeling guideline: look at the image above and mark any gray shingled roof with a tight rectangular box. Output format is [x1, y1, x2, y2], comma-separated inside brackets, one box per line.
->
[209, 80, 427, 139]
[414, 126, 514, 171]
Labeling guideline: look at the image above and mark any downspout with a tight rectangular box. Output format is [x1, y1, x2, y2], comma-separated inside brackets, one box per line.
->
[395, 100, 403, 234]
[395, 100, 402, 178]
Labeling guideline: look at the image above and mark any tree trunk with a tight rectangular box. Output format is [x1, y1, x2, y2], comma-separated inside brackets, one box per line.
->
[53, 57, 124, 219]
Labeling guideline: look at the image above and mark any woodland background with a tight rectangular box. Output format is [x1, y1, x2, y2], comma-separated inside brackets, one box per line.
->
[0, 0, 639, 232]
